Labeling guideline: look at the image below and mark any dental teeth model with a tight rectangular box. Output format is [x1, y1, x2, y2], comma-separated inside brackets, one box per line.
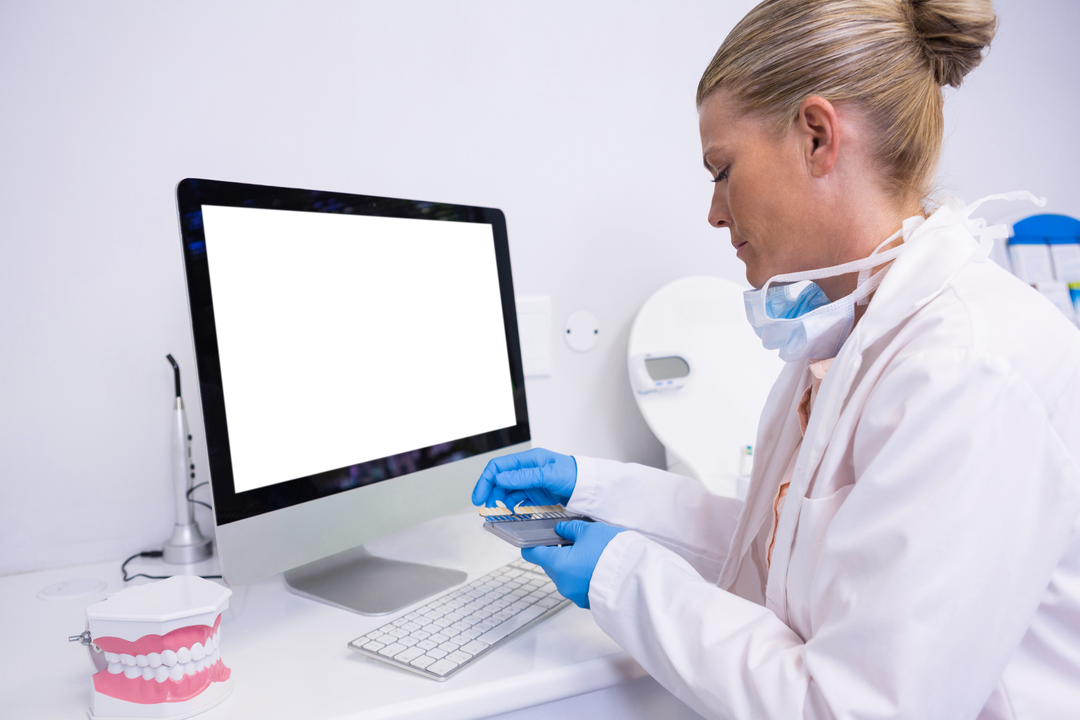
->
[81, 575, 232, 719]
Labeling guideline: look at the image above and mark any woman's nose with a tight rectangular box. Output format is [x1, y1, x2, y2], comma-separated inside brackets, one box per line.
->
[708, 185, 730, 229]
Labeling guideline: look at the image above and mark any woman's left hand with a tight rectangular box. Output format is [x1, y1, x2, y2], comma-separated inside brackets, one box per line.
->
[522, 520, 626, 609]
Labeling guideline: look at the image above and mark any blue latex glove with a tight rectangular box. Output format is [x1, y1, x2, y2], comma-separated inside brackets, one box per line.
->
[522, 520, 626, 609]
[471, 447, 577, 510]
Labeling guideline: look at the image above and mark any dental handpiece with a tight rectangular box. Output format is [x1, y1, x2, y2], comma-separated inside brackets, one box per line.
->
[162, 354, 211, 564]
[166, 354, 194, 527]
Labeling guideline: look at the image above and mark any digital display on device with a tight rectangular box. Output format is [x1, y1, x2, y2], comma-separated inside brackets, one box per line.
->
[201, 205, 517, 494]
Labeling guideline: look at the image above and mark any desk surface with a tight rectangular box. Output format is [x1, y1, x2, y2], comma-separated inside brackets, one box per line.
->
[1, 510, 649, 720]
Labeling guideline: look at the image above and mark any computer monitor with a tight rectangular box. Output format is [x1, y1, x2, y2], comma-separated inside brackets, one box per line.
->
[175, 178, 530, 615]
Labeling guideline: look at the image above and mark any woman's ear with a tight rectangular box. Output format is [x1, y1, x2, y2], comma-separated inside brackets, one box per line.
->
[797, 96, 840, 178]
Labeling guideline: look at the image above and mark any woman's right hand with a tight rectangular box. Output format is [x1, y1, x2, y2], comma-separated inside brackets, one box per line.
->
[471, 447, 577, 510]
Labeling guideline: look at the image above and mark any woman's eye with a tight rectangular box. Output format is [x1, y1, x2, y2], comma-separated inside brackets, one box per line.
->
[712, 168, 729, 183]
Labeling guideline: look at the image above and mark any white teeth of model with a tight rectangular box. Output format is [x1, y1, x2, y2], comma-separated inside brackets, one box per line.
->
[142, 666, 155, 681]
[107, 662, 123, 675]
[161, 649, 177, 667]
[194, 657, 206, 673]
[147, 652, 162, 668]
[136, 654, 148, 667]
[169, 664, 185, 682]
[191, 642, 205, 661]
[120, 653, 136, 666]
[176, 646, 192, 664]
[183, 661, 197, 676]
[155, 665, 169, 683]
[124, 664, 142, 679]
[214, 631, 221, 649]
[104, 652, 120, 664]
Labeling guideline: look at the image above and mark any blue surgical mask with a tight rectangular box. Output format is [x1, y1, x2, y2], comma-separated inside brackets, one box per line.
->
[764, 282, 832, 320]
[744, 229, 907, 362]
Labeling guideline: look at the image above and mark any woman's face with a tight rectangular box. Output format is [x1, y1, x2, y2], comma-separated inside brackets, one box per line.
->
[699, 90, 834, 290]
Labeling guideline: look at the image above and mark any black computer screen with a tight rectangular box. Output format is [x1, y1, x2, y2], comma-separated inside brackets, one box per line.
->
[176, 179, 530, 525]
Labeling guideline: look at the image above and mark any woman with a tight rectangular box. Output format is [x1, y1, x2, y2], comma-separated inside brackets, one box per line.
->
[473, 0, 1080, 717]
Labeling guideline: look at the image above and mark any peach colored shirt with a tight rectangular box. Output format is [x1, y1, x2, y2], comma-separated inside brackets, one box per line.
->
[766, 358, 833, 568]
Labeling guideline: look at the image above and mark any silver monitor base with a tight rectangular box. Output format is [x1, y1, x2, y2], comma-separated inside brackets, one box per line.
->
[282, 545, 467, 616]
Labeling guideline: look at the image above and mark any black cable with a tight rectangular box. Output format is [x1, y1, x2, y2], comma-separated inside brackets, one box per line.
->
[121, 550, 222, 582]
[121, 551, 170, 582]
[186, 481, 212, 510]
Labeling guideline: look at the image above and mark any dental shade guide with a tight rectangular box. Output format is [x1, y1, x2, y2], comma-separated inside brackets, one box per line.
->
[478, 501, 591, 548]
[162, 355, 212, 565]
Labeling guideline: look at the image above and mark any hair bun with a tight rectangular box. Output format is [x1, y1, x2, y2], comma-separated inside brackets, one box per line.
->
[906, 0, 997, 87]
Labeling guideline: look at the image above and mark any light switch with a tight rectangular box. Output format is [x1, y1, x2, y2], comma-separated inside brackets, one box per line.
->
[516, 296, 552, 377]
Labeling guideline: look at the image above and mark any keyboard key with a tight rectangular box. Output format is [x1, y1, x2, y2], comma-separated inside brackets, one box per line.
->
[416, 639, 437, 651]
[536, 597, 561, 609]
[461, 628, 482, 639]
[459, 639, 489, 655]
[429, 633, 450, 644]
[401, 622, 421, 632]
[427, 659, 459, 677]
[410, 655, 436, 669]
[427, 648, 448, 659]
[447, 650, 473, 663]
[394, 646, 424, 663]
[399, 637, 419, 647]
[361, 641, 385, 652]
[439, 642, 460, 654]
[378, 643, 406, 657]
[477, 606, 546, 645]
[388, 628, 409, 639]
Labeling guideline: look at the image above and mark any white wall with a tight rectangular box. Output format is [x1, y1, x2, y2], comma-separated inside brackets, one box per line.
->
[2, 0, 1076, 575]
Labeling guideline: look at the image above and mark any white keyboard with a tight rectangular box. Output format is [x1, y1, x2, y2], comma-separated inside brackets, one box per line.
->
[348, 558, 569, 681]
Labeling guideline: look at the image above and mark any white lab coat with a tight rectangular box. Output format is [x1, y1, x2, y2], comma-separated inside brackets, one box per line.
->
[567, 201, 1080, 720]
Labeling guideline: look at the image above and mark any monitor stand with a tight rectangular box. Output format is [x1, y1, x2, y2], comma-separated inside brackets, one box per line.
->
[282, 545, 467, 616]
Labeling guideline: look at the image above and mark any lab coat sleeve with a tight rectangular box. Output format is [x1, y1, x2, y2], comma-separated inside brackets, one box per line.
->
[587, 349, 1080, 720]
[568, 455, 743, 579]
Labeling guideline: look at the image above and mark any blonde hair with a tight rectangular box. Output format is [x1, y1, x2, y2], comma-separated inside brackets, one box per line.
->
[697, 0, 997, 200]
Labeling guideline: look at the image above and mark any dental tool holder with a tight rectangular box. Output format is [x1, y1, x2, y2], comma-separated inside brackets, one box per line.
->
[81, 575, 232, 719]
[163, 355, 212, 566]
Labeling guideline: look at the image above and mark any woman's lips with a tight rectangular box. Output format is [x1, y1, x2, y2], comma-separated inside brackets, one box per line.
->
[732, 238, 748, 255]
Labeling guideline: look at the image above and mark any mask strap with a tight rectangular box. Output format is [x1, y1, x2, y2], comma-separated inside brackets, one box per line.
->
[964, 190, 1046, 217]
[761, 226, 906, 298]
[960, 191, 1048, 259]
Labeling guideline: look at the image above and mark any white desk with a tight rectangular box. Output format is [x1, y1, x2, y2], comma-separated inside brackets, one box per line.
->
[2, 510, 703, 719]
